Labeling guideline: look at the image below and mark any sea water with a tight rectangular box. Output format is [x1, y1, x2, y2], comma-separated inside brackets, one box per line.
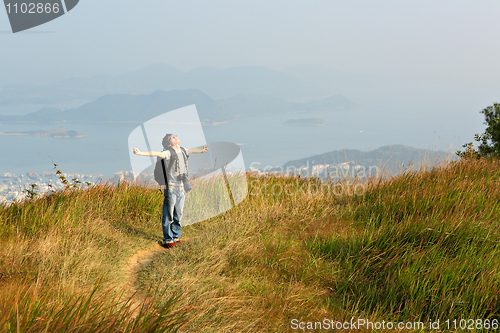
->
[0, 108, 462, 180]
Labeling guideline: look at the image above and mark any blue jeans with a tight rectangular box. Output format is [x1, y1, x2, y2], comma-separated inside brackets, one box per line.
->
[161, 188, 186, 243]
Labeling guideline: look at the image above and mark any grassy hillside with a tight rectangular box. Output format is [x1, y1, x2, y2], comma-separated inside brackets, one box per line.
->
[1, 157, 499, 332]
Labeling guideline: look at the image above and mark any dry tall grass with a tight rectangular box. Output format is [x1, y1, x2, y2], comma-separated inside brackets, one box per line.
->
[1, 157, 499, 332]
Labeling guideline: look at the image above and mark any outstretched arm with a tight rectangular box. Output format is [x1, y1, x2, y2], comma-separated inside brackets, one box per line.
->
[187, 145, 208, 154]
[133, 148, 166, 159]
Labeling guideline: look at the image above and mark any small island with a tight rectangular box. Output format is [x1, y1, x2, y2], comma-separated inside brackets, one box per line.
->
[283, 118, 326, 126]
[0, 127, 86, 139]
[201, 119, 236, 126]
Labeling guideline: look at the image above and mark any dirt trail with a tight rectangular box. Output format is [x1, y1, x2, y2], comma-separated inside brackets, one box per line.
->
[125, 243, 166, 315]
[124, 238, 198, 316]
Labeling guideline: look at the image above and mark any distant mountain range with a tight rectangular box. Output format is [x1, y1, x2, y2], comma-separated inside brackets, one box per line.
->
[0, 89, 359, 124]
[283, 64, 376, 95]
[0, 64, 334, 109]
[283, 145, 455, 173]
[282, 64, 414, 107]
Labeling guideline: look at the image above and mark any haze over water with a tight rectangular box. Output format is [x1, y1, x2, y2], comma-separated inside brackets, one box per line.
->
[0, 107, 460, 179]
[1, 0, 499, 180]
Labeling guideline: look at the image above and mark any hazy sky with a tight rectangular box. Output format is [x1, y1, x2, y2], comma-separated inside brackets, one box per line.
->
[1, 0, 500, 87]
[1, 1, 499, 174]
[1, 0, 499, 138]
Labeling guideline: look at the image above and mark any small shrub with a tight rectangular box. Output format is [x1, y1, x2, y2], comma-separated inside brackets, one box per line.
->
[457, 103, 500, 158]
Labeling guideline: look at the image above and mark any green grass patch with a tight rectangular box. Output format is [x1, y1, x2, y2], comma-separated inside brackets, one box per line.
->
[1, 158, 499, 331]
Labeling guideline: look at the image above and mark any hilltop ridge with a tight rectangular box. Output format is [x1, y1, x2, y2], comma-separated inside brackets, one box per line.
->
[2, 157, 498, 331]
